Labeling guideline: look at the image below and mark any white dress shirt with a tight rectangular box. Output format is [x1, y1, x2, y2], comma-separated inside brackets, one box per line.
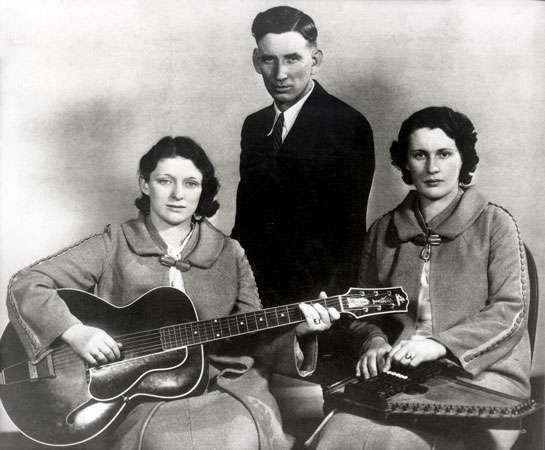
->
[267, 80, 315, 143]
[166, 228, 195, 293]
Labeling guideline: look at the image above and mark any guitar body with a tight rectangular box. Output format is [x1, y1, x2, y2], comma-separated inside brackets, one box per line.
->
[0, 287, 208, 446]
[0, 285, 409, 446]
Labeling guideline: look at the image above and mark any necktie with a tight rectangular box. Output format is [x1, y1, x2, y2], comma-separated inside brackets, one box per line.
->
[271, 112, 284, 151]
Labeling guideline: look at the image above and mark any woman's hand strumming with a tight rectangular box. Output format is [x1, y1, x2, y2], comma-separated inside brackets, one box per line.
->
[357, 335, 447, 379]
[387, 335, 446, 369]
[356, 336, 392, 379]
[62, 323, 121, 365]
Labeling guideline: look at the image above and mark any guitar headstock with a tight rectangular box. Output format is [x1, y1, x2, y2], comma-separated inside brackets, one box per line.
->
[340, 287, 409, 319]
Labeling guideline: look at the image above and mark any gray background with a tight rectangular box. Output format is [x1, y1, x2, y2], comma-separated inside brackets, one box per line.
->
[1, 0, 544, 432]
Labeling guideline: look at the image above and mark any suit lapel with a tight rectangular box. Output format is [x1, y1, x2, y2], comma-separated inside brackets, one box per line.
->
[281, 81, 328, 154]
[256, 105, 275, 142]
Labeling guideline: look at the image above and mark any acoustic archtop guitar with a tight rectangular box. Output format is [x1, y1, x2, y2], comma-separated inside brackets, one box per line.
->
[0, 286, 408, 446]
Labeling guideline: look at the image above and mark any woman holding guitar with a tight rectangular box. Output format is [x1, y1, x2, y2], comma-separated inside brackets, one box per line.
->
[6, 136, 339, 449]
[313, 107, 531, 450]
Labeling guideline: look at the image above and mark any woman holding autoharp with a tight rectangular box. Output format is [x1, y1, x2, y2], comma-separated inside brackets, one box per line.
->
[313, 107, 530, 450]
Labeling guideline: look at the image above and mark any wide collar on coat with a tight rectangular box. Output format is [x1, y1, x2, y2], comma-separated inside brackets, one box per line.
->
[392, 187, 488, 242]
[121, 215, 226, 269]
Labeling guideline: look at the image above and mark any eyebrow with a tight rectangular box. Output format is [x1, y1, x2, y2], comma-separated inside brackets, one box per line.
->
[409, 147, 455, 153]
[259, 52, 302, 60]
[155, 173, 201, 179]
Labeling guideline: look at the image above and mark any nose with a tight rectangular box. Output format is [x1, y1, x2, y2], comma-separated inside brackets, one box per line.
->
[275, 61, 288, 81]
[171, 182, 184, 199]
[426, 155, 440, 173]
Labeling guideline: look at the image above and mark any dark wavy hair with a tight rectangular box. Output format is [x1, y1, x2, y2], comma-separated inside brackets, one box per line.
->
[252, 6, 317, 44]
[390, 106, 479, 185]
[135, 136, 220, 217]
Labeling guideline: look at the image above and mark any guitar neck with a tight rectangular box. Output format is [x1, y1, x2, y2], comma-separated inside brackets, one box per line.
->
[159, 296, 333, 350]
[156, 287, 407, 351]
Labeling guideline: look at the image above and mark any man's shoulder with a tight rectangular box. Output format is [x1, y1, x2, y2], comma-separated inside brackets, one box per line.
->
[244, 104, 273, 126]
[311, 83, 370, 125]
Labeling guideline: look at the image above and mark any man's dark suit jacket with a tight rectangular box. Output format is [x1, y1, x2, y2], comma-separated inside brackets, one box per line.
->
[232, 81, 374, 309]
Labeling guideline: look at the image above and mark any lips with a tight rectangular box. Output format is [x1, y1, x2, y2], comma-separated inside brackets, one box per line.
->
[424, 179, 442, 186]
[166, 205, 186, 210]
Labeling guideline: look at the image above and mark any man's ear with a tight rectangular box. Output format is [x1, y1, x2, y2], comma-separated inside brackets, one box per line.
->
[310, 48, 323, 75]
[139, 177, 150, 196]
[252, 48, 262, 74]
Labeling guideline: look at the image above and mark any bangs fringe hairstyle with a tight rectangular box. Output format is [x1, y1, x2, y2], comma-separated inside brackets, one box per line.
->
[135, 136, 220, 218]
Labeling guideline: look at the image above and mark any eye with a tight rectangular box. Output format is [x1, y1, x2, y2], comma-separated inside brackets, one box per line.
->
[285, 55, 301, 64]
[157, 178, 172, 185]
[260, 56, 274, 64]
[185, 180, 201, 189]
[410, 151, 426, 160]
[438, 150, 453, 159]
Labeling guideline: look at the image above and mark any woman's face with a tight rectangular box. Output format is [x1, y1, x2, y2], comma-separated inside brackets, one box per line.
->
[406, 127, 463, 204]
[140, 156, 203, 229]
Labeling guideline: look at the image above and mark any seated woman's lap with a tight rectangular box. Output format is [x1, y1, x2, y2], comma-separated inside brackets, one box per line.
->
[110, 391, 259, 450]
[312, 412, 520, 450]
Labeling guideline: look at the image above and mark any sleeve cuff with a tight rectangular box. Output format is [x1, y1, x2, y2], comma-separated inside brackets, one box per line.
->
[294, 334, 318, 377]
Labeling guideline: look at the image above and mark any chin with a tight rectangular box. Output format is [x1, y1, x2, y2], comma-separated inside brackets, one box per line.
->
[272, 93, 294, 104]
[164, 215, 192, 226]
[419, 189, 455, 202]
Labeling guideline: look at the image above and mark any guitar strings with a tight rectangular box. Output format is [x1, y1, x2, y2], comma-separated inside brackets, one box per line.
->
[48, 295, 386, 370]
[51, 297, 346, 368]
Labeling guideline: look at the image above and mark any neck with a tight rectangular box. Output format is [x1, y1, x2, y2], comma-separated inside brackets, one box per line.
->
[418, 189, 459, 223]
[150, 215, 192, 248]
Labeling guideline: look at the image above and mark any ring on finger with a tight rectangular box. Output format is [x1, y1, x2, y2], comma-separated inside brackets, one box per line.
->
[313, 318, 321, 325]
[404, 352, 414, 360]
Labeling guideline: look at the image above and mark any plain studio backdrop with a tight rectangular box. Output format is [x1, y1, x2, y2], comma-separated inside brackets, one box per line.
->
[1, 0, 544, 434]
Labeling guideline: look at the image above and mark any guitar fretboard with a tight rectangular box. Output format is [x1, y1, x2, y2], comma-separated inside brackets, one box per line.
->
[154, 288, 406, 352]
[159, 296, 333, 350]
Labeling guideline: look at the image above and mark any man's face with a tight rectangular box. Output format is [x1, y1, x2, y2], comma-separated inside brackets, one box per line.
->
[253, 31, 322, 111]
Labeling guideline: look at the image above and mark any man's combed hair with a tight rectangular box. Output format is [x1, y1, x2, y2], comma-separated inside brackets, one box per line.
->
[252, 6, 317, 44]
[135, 136, 220, 218]
[390, 106, 479, 185]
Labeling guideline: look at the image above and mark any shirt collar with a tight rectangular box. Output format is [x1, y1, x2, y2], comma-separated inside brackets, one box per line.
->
[267, 80, 315, 136]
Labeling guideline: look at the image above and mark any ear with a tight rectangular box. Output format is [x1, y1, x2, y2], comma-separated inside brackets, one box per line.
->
[310, 48, 323, 75]
[139, 177, 150, 196]
[252, 48, 262, 74]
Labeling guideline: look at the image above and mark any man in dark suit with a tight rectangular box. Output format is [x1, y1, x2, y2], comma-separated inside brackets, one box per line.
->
[233, 6, 374, 312]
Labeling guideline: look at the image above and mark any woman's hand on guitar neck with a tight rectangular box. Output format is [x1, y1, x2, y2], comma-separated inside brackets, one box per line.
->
[62, 323, 122, 365]
[295, 291, 340, 338]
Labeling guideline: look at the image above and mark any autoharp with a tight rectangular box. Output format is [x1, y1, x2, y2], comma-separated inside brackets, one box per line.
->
[324, 361, 542, 428]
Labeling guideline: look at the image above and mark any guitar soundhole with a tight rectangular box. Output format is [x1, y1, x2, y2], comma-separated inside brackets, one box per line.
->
[403, 383, 428, 395]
